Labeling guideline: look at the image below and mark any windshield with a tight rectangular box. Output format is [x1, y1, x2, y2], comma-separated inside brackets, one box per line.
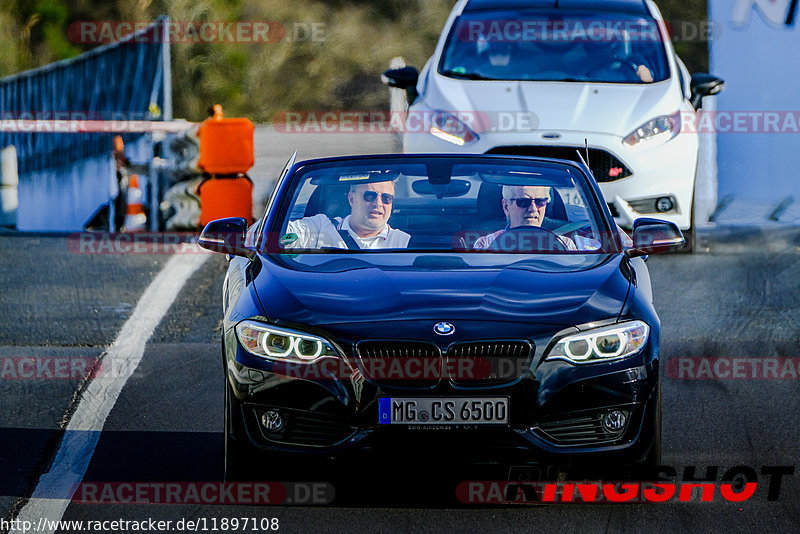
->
[268, 156, 614, 255]
[439, 10, 670, 84]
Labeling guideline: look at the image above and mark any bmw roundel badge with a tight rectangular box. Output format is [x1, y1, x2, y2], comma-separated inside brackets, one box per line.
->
[433, 322, 455, 335]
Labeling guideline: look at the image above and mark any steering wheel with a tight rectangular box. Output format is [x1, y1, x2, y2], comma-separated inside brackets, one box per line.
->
[585, 58, 641, 80]
[488, 226, 568, 252]
[552, 221, 592, 236]
[532, 70, 572, 80]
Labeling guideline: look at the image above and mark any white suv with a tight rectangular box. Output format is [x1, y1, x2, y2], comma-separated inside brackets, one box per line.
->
[383, 0, 724, 250]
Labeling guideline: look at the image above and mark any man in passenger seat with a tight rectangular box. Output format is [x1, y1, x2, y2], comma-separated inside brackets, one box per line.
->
[281, 180, 410, 250]
[473, 185, 600, 251]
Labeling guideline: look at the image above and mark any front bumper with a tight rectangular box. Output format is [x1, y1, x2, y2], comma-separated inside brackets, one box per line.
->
[224, 326, 660, 466]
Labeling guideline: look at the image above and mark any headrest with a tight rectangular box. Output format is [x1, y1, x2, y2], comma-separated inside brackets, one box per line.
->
[304, 185, 351, 219]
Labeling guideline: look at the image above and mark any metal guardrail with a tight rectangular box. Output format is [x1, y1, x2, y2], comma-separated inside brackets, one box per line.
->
[0, 17, 173, 231]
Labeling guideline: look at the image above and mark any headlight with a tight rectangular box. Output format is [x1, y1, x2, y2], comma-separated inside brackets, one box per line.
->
[623, 112, 681, 147]
[235, 320, 338, 363]
[429, 111, 479, 146]
[545, 321, 650, 364]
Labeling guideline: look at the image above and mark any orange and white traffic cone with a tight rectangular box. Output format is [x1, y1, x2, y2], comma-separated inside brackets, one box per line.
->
[123, 174, 147, 232]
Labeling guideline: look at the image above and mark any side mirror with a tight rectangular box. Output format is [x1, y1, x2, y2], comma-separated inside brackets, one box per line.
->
[626, 218, 685, 257]
[690, 73, 725, 110]
[381, 66, 419, 104]
[198, 217, 250, 257]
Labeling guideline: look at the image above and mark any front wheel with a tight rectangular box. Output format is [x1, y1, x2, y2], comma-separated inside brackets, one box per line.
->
[224, 379, 249, 481]
[643, 386, 662, 469]
[678, 174, 698, 253]
[679, 224, 695, 254]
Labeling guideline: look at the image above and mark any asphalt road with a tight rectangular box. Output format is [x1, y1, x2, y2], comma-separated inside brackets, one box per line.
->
[1, 129, 799, 533]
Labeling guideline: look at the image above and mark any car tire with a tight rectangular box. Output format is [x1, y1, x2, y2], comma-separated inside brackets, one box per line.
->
[639, 386, 663, 481]
[224, 379, 249, 482]
[679, 224, 695, 254]
[678, 171, 699, 254]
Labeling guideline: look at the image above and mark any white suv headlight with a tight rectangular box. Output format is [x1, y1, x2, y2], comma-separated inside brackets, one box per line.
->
[623, 112, 681, 147]
[545, 321, 650, 364]
[429, 111, 479, 146]
[235, 320, 339, 363]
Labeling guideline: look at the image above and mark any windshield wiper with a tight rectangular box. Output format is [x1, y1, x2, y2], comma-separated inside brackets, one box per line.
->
[440, 70, 493, 80]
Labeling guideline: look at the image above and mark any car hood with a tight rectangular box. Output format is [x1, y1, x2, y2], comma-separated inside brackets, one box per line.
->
[252, 253, 632, 328]
[426, 74, 678, 138]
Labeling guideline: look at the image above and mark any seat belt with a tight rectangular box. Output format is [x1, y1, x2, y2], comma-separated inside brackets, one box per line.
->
[337, 229, 361, 250]
[331, 217, 361, 250]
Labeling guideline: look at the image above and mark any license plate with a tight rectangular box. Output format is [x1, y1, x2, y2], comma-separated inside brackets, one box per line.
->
[378, 397, 509, 425]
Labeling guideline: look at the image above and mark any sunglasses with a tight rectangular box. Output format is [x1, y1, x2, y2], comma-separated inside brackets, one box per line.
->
[508, 197, 548, 209]
[362, 191, 394, 204]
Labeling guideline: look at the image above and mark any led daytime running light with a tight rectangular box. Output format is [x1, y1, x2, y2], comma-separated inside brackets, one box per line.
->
[429, 111, 479, 146]
[547, 321, 649, 364]
[236, 320, 335, 363]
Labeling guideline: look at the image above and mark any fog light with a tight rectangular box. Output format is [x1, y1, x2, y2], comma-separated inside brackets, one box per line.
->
[261, 410, 284, 432]
[656, 197, 674, 213]
[602, 410, 627, 432]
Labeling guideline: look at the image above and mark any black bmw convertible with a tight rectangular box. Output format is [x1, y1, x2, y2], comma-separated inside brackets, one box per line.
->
[198, 153, 684, 481]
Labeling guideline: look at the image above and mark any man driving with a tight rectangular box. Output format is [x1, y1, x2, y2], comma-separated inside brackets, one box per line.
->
[473, 185, 599, 251]
[282, 180, 410, 250]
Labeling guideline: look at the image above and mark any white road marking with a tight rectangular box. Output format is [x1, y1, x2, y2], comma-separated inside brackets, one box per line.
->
[11, 252, 209, 534]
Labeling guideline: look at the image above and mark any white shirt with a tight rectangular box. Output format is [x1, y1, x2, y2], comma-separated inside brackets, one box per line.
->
[472, 225, 602, 251]
[282, 214, 410, 250]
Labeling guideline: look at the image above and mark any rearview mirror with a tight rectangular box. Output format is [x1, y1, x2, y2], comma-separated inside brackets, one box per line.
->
[381, 66, 419, 104]
[690, 73, 725, 110]
[411, 179, 471, 197]
[198, 217, 250, 257]
[627, 218, 685, 257]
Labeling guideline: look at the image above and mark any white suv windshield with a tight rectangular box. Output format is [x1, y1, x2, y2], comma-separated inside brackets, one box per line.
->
[439, 10, 670, 84]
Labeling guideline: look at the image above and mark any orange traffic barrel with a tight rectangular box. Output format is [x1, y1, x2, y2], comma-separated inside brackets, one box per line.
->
[197, 176, 254, 227]
[197, 105, 255, 175]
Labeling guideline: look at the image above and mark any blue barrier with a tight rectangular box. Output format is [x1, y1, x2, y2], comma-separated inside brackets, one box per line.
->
[709, 0, 800, 223]
[0, 17, 171, 231]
